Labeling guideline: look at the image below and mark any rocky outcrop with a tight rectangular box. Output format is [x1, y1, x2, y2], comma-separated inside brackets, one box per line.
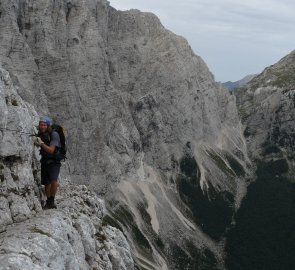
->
[0, 183, 134, 270]
[225, 50, 295, 270]
[0, 68, 134, 270]
[0, 67, 40, 231]
[0, 0, 250, 269]
[235, 50, 295, 163]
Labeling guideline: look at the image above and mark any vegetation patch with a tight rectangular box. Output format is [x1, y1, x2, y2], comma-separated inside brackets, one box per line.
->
[256, 159, 289, 179]
[271, 73, 295, 88]
[271, 126, 295, 151]
[224, 153, 245, 177]
[249, 82, 260, 91]
[137, 202, 152, 225]
[155, 236, 165, 251]
[102, 215, 123, 231]
[262, 141, 282, 156]
[287, 152, 295, 161]
[30, 227, 52, 237]
[225, 158, 295, 270]
[207, 149, 236, 177]
[132, 226, 152, 252]
[180, 155, 200, 184]
[177, 157, 234, 240]
[106, 204, 153, 258]
[137, 202, 165, 253]
[243, 126, 251, 137]
[167, 242, 219, 270]
[238, 107, 251, 122]
[110, 205, 134, 227]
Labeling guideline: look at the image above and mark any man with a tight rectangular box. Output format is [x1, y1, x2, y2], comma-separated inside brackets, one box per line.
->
[34, 116, 61, 209]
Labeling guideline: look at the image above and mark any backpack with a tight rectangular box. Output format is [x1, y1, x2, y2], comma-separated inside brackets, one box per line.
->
[51, 124, 67, 161]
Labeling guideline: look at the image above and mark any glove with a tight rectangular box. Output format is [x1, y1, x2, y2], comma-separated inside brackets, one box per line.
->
[34, 137, 44, 147]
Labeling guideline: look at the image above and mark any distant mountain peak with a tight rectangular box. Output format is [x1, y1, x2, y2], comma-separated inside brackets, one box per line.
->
[223, 74, 257, 90]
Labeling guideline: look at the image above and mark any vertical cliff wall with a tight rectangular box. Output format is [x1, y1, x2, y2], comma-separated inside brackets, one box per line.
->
[0, 67, 135, 270]
[0, 1, 250, 269]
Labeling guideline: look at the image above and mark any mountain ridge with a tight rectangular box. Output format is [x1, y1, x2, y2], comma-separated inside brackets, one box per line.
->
[0, 0, 252, 269]
[223, 74, 257, 90]
[226, 49, 295, 270]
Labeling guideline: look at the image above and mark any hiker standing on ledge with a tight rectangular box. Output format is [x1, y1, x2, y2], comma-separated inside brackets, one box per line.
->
[34, 116, 61, 209]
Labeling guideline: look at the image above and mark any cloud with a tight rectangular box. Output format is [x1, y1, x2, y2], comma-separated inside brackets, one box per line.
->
[109, 0, 295, 81]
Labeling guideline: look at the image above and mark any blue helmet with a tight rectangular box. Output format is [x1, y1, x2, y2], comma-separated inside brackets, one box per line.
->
[39, 116, 53, 126]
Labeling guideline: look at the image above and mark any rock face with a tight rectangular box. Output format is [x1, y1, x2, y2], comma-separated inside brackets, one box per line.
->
[0, 0, 250, 269]
[225, 50, 295, 270]
[235, 50, 295, 162]
[0, 68, 134, 270]
[0, 183, 134, 270]
[0, 67, 40, 231]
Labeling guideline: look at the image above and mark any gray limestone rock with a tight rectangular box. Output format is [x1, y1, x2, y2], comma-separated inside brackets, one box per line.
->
[0, 68, 134, 270]
[0, 0, 251, 269]
[8, 193, 32, 222]
[0, 197, 13, 232]
[236, 50, 295, 163]
[0, 181, 135, 270]
[0, 67, 41, 231]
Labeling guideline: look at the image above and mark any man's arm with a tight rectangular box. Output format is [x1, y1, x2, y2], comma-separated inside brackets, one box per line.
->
[40, 143, 56, 154]
[38, 131, 60, 154]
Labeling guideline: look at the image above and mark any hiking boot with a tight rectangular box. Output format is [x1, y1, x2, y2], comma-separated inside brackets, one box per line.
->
[49, 202, 57, 209]
[43, 201, 52, 210]
[43, 197, 57, 210]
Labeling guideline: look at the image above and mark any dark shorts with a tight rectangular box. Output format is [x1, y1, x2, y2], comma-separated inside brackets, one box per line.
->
[41, 160, 61, 186]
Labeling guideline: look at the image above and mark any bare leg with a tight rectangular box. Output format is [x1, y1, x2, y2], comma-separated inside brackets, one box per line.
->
[50, 180, 58, 197]
[43, 184, 54, 209]
[45, 184, 51, 198]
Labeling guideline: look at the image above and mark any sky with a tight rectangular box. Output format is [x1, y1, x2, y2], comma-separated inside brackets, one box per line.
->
[109, 0, 295, 82]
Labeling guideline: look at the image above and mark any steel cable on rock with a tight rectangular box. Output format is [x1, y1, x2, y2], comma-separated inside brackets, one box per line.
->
[0, 127, 37, 136]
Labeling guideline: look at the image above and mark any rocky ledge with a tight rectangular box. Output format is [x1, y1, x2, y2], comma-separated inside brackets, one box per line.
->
[0, 183, 135, 270]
